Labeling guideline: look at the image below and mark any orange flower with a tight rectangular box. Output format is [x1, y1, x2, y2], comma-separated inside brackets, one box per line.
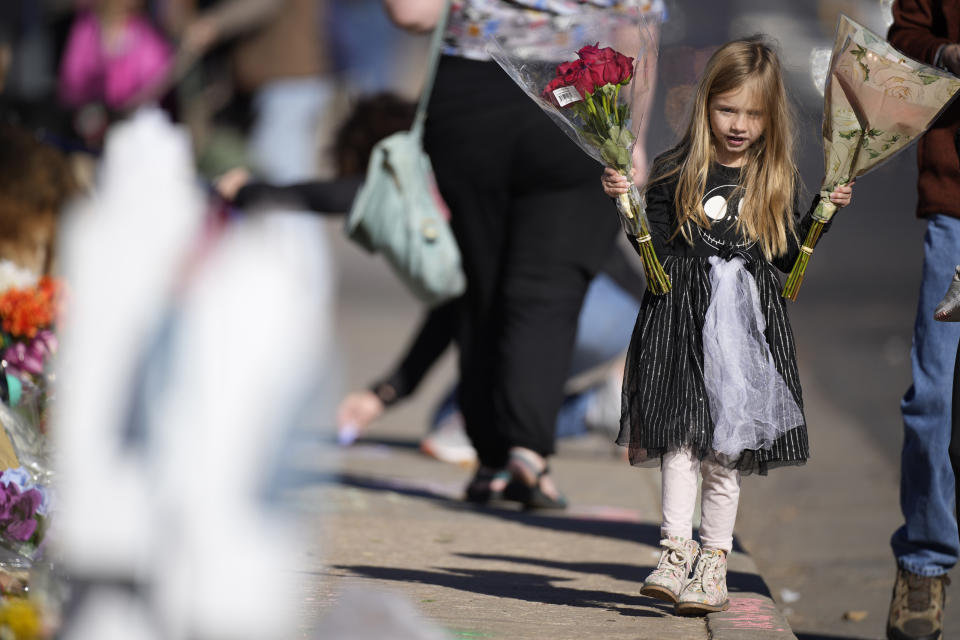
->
[0, 278, 63, 339]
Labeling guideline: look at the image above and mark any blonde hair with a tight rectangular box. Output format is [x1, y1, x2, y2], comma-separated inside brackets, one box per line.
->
[647, 38, 798, 260]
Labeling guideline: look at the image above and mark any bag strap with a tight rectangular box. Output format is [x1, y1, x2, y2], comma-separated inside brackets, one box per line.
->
[410, 0, 453, 140]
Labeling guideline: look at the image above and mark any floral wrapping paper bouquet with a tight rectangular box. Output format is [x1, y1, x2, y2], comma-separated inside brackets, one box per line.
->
[783, 14, 960, 299]
[0, 260, 63, 574]
[488, 9, 670, 293]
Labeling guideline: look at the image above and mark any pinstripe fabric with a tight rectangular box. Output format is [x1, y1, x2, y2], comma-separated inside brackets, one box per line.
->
[616, 255, 809, 476]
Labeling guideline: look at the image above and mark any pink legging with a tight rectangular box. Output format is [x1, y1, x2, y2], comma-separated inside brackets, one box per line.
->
[661, 448, 741, 552]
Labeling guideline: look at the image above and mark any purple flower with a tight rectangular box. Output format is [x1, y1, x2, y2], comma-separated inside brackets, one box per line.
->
[0, 482, 42, 542]
[2, 329, 57, 379]
[0, 468, 31, 490]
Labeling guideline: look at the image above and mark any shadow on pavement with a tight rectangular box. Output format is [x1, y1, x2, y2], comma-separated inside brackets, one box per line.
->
[455, 552, 767, 598]
[331, 563, 672, 617]
[794, 634, 872, 640]
[327, 471, 752, 553]
[351, 435, 423, 451]
[329, 470, 666, 548]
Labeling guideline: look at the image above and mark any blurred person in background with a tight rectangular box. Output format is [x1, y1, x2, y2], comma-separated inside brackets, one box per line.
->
[167, 0, 339, 181]
[886, 2, 960, 639]
[57, 0, 175, 148]
[335, 247, 644, 467]
[0, 125, 78, 276]
[382, 0, 662, 510]
[215, 91, 415, 214]
[330, 0, 411, 97]
[1, 1, 78, 148]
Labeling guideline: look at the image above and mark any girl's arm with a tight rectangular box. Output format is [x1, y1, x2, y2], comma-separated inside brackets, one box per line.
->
[382, 0, 447, 33]
[772, 182, 855, 273]
[643, 176, 676, 256]
[601, 167, 674, 256]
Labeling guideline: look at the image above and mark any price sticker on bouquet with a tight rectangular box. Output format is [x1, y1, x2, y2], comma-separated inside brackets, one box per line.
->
[552, 86, 583, 107]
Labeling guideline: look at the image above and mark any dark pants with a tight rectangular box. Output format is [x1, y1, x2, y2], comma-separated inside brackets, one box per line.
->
[424, 56, 619, 468]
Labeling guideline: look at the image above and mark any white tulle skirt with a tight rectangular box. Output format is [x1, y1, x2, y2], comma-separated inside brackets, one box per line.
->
[702, 256, 804, 461]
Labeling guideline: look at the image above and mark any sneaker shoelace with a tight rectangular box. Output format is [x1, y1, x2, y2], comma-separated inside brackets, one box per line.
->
[905, 573, 950, 612]
[656, 539, 689, 577]
[687, 552, 722, 594]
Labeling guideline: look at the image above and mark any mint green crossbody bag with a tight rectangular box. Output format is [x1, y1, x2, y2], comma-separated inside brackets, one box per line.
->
[345, 1, 465, 307]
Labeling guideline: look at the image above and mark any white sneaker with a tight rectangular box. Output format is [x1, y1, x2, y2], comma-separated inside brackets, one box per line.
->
[640, 536, 700, 604]
[676, 548, 730, 615]
[419, 412, 477, 467]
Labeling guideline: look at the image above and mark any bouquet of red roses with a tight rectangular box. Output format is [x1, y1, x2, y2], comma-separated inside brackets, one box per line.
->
[488, 9, 669, 293]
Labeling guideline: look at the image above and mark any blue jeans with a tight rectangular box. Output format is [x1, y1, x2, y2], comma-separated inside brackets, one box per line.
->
[330, 0, 405, 94]
[892, 214, 960, 577]
[567, 273, 643, 378]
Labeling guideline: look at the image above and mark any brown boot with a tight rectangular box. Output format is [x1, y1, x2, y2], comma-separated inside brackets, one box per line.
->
[887, 567, 950, 640]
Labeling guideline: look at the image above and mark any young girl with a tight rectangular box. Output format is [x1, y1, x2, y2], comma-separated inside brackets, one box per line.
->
[601, 38, 854, 615]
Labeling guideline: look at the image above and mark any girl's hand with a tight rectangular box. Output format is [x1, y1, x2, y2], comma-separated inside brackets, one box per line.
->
[829, 180, 855, 208]
[601, 167, 633, 197]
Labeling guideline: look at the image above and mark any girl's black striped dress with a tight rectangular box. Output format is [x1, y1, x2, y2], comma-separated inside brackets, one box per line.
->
[617, 159, 822, 475]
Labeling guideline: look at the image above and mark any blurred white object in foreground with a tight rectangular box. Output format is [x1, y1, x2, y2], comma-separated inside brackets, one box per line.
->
[55, 108, 205, 579]
[54, 108, 330, 640]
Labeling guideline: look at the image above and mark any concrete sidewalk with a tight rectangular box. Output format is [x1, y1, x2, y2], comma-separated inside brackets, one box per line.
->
[305, 432, 797, 640]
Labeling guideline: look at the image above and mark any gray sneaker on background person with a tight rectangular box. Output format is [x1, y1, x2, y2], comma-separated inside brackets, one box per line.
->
[934, 265, 960, 322]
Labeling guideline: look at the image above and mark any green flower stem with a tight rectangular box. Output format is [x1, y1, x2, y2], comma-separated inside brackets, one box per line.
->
[616, 187, 671, 295]
[781, 220, 826, 301]
[638, 237, 672, 295]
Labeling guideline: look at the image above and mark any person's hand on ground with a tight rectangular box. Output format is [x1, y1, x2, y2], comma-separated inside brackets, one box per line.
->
[336, 390, 385, 444]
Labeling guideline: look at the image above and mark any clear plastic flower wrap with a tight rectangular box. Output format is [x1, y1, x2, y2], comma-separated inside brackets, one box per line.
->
[0, 379, 52, 486]
[782, 14, 960, 300]
[487, 5, 669, 293]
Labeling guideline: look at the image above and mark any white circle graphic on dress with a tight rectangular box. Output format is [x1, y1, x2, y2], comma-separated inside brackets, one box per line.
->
[704, 195, 728, 220]
[698, 183, 755, 251]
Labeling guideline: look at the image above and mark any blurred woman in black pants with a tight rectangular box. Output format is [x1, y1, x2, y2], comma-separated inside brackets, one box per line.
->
[383, 0, 663, 508]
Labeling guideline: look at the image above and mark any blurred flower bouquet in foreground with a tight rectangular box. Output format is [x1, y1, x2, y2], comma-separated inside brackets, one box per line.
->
[0, 263, 64, 483]
[488, 7, 669, 293]
[782, 14, 960, 300]
[0, 468, 48, 564]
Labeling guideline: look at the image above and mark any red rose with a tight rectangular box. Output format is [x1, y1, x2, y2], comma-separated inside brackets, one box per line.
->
[543, 59, 594, 104]
[577, 43, 604, 65]
[577, 43, 634, 87]
[560, 59, 596, 98]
